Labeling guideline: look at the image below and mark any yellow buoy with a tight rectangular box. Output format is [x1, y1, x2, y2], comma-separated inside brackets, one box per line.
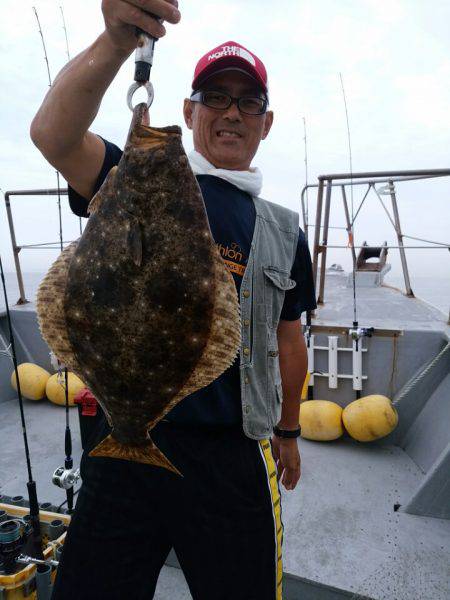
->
[299, 400, 344, 441]
[11, 363, 51, 401]
[342, 394, 398, 442]
[46, 372, 85, 406]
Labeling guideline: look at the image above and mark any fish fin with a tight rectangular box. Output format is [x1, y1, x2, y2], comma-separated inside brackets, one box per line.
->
[124, 212, 143, 267]
[88, 166, 118, 215]
[160, 246, 241, 416]
[36, 240, 84, 377]
[89, 434, 182, 476]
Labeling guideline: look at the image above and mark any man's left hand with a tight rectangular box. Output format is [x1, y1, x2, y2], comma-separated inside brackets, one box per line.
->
[271, 436, 301, 491]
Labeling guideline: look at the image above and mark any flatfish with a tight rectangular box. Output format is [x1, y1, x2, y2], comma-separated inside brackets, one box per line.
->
[36, 104, 241, 475]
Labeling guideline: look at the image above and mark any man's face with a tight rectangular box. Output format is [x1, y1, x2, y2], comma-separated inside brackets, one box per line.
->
[183, 71, 274, 170]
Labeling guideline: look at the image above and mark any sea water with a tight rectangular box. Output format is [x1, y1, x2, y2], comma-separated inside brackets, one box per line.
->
[2, 271, 450, 316]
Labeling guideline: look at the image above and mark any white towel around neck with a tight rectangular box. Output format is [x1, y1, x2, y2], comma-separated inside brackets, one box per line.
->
[188, 150, 262, 197]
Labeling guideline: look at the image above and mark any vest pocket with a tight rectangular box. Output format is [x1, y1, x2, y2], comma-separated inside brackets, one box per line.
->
[263, 266, 296, 328]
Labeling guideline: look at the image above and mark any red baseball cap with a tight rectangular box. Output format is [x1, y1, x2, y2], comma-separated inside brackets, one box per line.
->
[192, 41, 268, 95]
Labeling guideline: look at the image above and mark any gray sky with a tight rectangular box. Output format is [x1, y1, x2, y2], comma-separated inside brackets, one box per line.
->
[1, 0, 449, 284]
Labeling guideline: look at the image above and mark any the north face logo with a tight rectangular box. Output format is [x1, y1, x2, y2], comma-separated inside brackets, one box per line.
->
[208, 45, 256, 67]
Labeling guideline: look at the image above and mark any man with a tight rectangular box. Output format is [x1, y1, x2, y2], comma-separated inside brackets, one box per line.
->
[31, 1, 316, 598]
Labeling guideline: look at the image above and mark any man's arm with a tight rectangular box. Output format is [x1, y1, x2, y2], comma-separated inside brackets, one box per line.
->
[30, 0, 180, 200]
[272, 318, 307, 491]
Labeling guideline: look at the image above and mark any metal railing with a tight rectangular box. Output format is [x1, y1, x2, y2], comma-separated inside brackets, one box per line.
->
[3, 170, 450, 317]
[4, 188, 80, 304]
[301, 168, 450, 310]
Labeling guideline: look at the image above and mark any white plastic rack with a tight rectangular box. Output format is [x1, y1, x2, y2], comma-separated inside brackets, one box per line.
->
[306, 334, 368, 391]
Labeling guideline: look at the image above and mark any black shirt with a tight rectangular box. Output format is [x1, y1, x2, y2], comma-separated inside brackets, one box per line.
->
[68, 138, 317, 426]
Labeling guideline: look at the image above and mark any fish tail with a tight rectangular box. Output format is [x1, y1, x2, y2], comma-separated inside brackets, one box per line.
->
[89, 434, 182, 476]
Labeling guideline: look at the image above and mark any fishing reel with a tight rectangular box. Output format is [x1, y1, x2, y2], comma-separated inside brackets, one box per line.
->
[52, 466, 80, 490]
[349, 326, 374, 341]
[0, 518, 58, 575]
[0, 519, 29, 574]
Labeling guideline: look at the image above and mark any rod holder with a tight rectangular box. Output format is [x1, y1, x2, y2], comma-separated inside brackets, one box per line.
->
[55, 545, 64, 562]
[36, 563, 53, 600]
[48, 519, 65, 541]
[11, 496, 25, 507]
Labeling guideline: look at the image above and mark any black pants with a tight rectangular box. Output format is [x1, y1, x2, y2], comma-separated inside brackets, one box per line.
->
[52, 421, 284, 600]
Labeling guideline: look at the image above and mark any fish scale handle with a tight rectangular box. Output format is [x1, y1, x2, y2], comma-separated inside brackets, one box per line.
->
[134, 19, 161, 83]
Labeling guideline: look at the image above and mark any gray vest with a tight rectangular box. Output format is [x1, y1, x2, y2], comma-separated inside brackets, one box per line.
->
[239, 196, 299, 440]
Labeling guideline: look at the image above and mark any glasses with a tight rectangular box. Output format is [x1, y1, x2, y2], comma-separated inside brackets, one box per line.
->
[190, 90, 268, 115]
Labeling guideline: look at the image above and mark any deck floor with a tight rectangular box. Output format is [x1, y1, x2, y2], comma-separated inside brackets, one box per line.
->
[2, 398, 449, 599]
[315, 272, 449, 332]
[282, 436, 450, 599]
[0, 396, 194, 597]
[1, 398, 83, 506]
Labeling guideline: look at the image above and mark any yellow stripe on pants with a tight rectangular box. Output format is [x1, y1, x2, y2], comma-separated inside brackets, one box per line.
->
[259, 440, 283, 599]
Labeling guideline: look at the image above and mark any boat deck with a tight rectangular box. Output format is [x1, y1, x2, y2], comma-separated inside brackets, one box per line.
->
[1, 398, 449, 599]
[315, 272, 449, 333]
[0, 397, 193, 598]
[1, 275, 449, 599]
[1, 399, 82, 506]
[282, 436, 449, 599]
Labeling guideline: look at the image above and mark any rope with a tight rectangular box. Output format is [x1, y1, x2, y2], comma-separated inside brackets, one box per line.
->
[0, 343, 13, 362]
[393, 341, 450, 406]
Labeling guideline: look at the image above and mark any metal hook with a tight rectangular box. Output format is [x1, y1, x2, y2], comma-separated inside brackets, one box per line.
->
[127, 81, 155, 112]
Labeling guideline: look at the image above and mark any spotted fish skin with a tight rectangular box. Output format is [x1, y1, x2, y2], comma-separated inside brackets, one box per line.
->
[42, 104, 241, 473]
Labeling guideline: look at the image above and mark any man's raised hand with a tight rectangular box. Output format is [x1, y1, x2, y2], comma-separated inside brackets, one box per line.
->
[102, 0, 181, 54]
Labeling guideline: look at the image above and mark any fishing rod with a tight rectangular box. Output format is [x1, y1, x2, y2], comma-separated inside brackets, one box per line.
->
[33, 7, 51, 88]
[59, 5, 70, 62]
[303, 117, 309, 244]
[301, 116, 315, 400]
[339, 73, 357, 324]
[33, 6, 79, 514]
[52, 171, 79, 513]
[339, 73, 373, 399]
[59, 4, 83, 237]
[0, 255, 44, 565]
